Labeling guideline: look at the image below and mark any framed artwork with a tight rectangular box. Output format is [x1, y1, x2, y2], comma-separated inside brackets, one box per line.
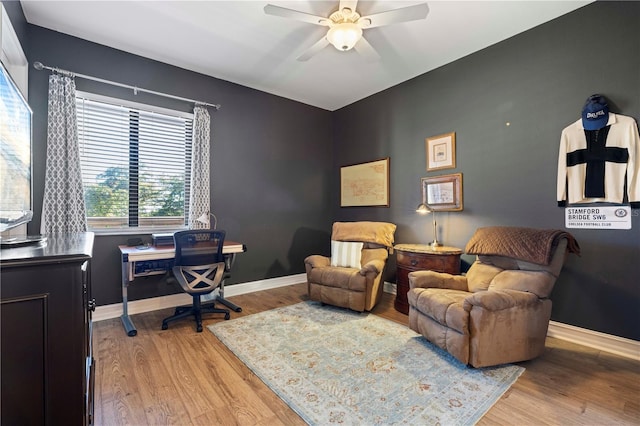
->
[340, 158, 390, 207]
[426, 132, 456, 171]
[421, 173, 463, 211]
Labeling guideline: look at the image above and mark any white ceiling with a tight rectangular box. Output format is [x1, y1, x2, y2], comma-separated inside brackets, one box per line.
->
[21, 1, 591, 111]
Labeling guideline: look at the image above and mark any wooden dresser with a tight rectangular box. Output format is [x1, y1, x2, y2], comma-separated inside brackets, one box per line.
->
[1, 232, 95, 425]
[394, 244, 462, 314]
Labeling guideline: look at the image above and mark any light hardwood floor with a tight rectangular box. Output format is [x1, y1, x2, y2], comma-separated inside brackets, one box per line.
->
[93, 283, 639, 425]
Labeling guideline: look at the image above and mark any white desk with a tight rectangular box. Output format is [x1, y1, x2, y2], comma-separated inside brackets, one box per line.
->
[119, 241, 245, 336]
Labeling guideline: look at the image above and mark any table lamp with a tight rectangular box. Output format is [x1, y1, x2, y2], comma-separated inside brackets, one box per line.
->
[196, 211, 218, 229]
[416, 203, 441, 249]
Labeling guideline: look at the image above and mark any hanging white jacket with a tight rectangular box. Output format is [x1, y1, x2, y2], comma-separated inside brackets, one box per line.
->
[557, 113, 640, 208]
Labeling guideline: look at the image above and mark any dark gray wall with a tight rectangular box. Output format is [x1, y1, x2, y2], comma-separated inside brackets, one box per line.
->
[19, 22, 332, 306]
[333, 1, 640, 340]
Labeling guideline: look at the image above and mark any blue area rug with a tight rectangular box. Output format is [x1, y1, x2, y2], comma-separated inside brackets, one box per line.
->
[209, 301, 524, 425]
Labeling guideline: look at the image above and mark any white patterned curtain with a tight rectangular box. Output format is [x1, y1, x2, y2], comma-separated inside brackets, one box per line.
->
[40, 74, 87, 234]
[188, 105, 211, 229]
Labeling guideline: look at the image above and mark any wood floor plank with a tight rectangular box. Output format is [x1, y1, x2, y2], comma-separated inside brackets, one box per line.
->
[129, 334, 192, 425]
[155, 333, 226, 417]
[94, 317, 149, 426]
[93, 282, 640, 426]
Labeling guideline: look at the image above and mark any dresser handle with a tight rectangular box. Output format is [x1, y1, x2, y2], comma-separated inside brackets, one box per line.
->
[410, 259, 418, 266]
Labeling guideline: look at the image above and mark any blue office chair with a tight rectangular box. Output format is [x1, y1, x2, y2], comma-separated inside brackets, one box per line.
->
[161, 229, 230, 332]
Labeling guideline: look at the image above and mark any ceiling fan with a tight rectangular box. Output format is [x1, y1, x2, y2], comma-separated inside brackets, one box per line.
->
[264, 0, 429, 61]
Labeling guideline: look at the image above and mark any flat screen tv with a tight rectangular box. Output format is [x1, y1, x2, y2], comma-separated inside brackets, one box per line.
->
[0, 60, 33, 235]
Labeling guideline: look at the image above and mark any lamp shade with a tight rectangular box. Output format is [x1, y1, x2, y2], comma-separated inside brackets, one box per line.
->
[416, 203, 431, 214]
[327, 23, 362, 51]
[196, 212, 217, 229]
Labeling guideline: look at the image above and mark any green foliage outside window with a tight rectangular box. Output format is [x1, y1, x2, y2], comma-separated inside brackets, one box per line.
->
[85, 166, 184, 218]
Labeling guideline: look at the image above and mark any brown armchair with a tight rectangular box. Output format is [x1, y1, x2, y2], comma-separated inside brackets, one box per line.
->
[305, 221, 397, 312]
[407, 226, 579, 367]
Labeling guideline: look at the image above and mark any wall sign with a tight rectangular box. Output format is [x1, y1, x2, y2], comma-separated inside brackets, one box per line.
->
[565, 206, 631, 229]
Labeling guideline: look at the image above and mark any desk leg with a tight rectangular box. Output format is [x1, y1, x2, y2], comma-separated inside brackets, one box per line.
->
[216, 253, 242, 312]
[120, 257, 138, 336]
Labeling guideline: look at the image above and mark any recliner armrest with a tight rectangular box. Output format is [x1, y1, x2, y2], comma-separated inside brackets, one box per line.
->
[305, 255, 330, 269]
[463, 289, 541, 312]
[359, 259, 385, 276]
[408, 270, 468, 291]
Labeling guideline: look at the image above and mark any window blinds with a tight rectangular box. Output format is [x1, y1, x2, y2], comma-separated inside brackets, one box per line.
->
[76, 94, 193, 230]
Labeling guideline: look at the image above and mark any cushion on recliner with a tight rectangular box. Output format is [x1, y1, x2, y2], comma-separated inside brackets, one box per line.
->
[360, 247, 388, 268]
[308, 266, 367, 292]
[488, 270, 557, 298]
[332, 221, 396, 248]
[477, 255, 519, 270]
[465, 262, 503, 292]
[331, 240, 363, 268]
[408, 288, 470, 334]
[409, 270, 469, 291]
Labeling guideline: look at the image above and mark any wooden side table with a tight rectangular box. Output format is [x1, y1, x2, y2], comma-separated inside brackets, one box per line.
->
[394, 244, 462, 314]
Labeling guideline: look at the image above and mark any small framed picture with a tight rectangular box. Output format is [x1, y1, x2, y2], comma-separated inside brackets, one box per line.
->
[421, 173, 463, 211]
[426, 132, 456, 171]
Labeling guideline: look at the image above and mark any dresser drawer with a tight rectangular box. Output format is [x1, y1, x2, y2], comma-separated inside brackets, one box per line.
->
[396, 251, 459, 273]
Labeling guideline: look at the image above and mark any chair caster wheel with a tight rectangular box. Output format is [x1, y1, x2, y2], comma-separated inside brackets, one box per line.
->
[224, 313, 230, 320]
[161, 323, 168, 330]
[196, 325, 203, 332]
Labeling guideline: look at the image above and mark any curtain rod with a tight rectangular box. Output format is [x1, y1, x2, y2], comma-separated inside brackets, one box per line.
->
[33, 61, 221, 110]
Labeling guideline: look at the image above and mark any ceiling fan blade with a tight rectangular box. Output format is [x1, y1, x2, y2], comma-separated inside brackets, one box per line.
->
[358, 3, 429, 29]
[339, 0, 358, 13]
[296, 36, 331, 61]
[354, 36, 380, 62]
[264, 4, 330, 26]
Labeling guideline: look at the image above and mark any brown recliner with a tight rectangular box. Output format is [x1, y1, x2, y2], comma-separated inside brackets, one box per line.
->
[305, 221, 397, 312]
[407, 226, 579, 367]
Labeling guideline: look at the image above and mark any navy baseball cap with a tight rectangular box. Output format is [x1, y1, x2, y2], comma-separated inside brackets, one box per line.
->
[581, 94, 609, 130]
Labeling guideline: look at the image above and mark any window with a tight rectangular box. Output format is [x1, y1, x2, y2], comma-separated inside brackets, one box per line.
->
[76, 92, 193, 231]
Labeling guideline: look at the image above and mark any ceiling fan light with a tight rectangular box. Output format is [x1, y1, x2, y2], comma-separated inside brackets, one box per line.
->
[327, 23, 362, 51]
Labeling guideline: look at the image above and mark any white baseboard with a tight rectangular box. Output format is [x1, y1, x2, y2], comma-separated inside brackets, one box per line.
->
[383, 281, 397, 295]
[95, 276, 639, 361]
[547, 320, 640, 361]
[92, 273, 306, 322]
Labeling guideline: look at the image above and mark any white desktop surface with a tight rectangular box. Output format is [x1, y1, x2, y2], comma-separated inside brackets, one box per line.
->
[119, 240, 244, 262]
